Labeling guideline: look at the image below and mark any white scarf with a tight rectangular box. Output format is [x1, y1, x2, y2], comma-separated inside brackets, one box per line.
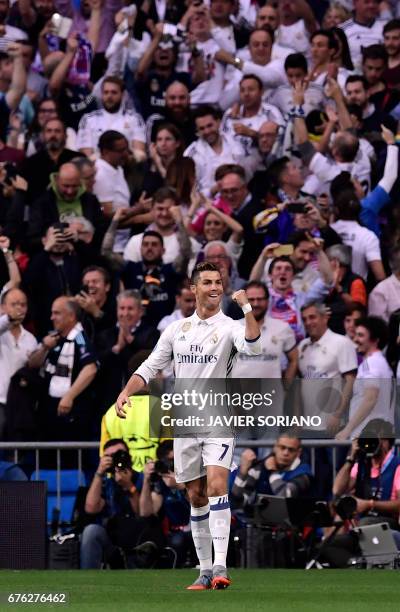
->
[48, 323, 83, 399]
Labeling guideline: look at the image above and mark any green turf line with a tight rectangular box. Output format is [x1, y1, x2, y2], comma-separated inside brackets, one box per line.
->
[0, 569, 398, 612]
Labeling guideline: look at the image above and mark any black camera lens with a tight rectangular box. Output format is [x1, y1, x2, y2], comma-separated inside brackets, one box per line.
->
[112, 449, 132, 471]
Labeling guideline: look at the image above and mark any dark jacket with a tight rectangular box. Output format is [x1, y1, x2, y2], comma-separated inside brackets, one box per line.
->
[94, 322, 159, 414]
[27, 188, 106, 253]
[18, 148, 84, 202]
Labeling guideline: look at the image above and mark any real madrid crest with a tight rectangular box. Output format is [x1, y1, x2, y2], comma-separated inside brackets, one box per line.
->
[182, 322, 191, 332]
[210, 333, 218, 344]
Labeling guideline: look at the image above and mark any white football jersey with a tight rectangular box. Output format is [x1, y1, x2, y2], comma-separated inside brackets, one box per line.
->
[135, 309, 262, 381]
[340, 18, 386, 70]
[76, 108, 146, 153]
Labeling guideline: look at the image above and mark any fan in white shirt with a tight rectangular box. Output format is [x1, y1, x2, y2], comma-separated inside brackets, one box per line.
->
[209, 0, 237, 54]
[255, 4, 296, 60]
[275, 0, 318, 58]
[298, 302, 358, 434]
[123, 187, 200, 265]
[93, 131, 131, 254]
[369, 247, 400, 322]
[330, 189, 386, 283]
[177, 6, 225, 106]
[267, 52, 327, 120]
[340, 0, 386, 70]
[293, 80, 372, 196]
[0, 289, 38, 438]
[215, 29, 287, 110]
[336, 316, 394, 440]
[76, 77, 146, 160]
[184, 105, 244, 194]
[221, 74, 284, 157]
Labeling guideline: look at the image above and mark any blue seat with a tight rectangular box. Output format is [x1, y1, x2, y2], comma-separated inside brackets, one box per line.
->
[31, 470, 86, 526]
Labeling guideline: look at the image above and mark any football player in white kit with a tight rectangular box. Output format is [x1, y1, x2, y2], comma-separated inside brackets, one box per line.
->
[116, 261, 261, 589]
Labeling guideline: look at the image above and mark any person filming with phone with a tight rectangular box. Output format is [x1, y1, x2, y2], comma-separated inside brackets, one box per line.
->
[250, 236, 334, 342]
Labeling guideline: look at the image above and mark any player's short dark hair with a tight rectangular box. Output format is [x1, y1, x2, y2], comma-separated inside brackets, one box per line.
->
[102, 75, 125, 91]
[240, 74, 263, 90]
[355, 316, 388, 349]
[82, 265, 111, 286]
[244, 280, 269, 300]
[142, 230, 164, 246]
[345, 74, 369, 90]
[190, 261, 220, 285]
[284, 53, 308, 74]
[383, 18, 400, 35]
[192, 105, 222, 122]
[269, 256, 295, 274]
[98, 130, 127, 152]
[362, 43, 388, 65]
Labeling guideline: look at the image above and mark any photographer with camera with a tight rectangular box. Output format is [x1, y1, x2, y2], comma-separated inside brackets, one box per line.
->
[231, 433, 313, 509]
[333, 420, 400, 530]
[139, 441, 191, 567]
[319, 419, 400, 567]
[81, 438, 142, 569]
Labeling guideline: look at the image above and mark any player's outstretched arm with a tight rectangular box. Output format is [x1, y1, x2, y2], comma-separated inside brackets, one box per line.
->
[116, 374, 146, 419]
[116, 324, 175, 418]
[232, 289, 261, 343]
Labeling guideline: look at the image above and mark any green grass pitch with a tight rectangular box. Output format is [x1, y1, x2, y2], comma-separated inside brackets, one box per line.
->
[0, 569, 399, 612]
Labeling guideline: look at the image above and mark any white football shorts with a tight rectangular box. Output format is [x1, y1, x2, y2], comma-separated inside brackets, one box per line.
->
[174, 436, 235, 483]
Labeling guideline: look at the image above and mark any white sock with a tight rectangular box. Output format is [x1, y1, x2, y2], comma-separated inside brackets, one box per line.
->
[209, 494, 231, 568]
[190, 504, 212, 572]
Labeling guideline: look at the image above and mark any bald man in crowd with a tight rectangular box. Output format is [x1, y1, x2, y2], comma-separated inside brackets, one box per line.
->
[28, 296, 98, 443]
[27, 162, 106, 251]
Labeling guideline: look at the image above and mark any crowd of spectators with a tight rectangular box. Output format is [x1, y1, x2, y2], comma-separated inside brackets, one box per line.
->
[1, 0, 400, 567]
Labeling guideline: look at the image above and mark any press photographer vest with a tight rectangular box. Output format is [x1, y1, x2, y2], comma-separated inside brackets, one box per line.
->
[100, 395, 163, 472]
[369, 450, 400, 501]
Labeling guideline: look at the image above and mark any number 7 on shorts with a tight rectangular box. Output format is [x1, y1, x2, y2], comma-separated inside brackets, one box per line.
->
[219, 443, 229, 460]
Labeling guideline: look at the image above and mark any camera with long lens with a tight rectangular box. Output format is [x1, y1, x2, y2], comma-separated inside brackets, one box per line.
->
[356, 437, 380, 459]
[149, 459, 174, 484]
[333, 495, 358, 521]
[108, 449, 132, 473]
